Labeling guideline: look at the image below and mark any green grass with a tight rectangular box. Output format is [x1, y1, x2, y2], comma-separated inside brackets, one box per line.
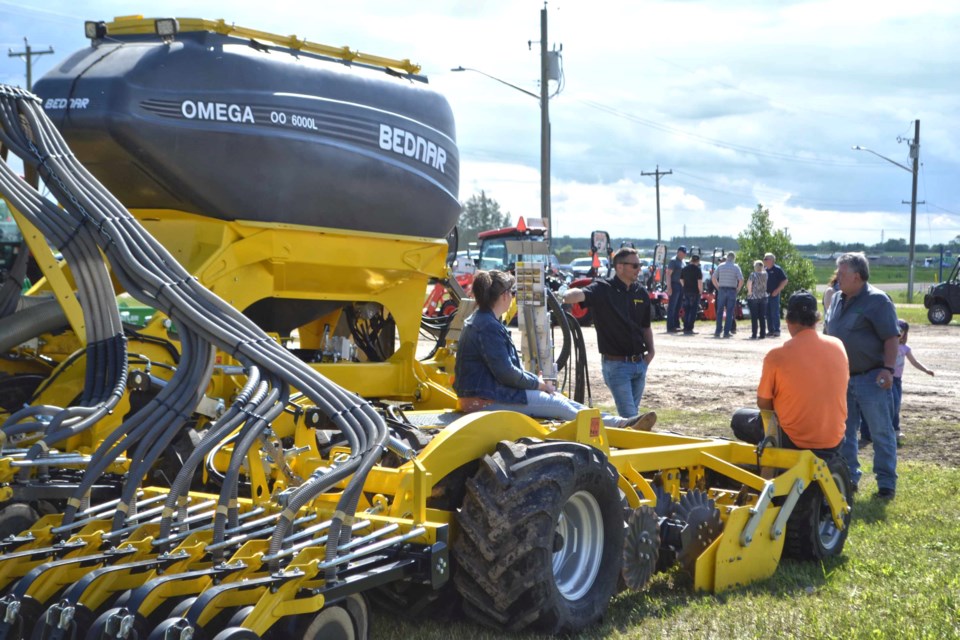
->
[372, 456, 960, 639]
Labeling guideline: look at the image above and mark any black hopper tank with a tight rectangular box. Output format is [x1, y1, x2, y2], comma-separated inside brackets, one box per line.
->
[33, 18, 460, 239]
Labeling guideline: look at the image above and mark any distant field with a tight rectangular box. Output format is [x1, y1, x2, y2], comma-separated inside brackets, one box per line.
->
[812, 263, 950, 286]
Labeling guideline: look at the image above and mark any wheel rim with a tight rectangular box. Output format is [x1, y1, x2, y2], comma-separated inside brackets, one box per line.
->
[817, 470, 846, 550]
[552, 490, 604, 601]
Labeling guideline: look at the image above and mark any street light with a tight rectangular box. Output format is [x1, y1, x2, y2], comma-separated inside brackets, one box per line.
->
[852, 120, 921, 302]
[451, 8, 553, 248]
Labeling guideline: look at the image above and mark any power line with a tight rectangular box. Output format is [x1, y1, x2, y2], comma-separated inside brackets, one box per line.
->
[7, 37, 54, 90]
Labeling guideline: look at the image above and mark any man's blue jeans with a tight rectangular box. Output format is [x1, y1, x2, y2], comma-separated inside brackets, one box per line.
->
[715, 287, 737, 336]
[601, 357, 649, 418]
[841, 371, 897, 491]
[682, 293, 700, 332]
[767, 293, 782, 333]
[666, 285, 683, 331]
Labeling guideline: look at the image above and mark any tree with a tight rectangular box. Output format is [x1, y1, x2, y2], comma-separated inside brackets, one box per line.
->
[736, 204, 816, 315]
[457, 191, 511, 246]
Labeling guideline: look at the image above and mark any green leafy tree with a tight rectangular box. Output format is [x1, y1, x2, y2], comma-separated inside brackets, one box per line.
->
[736, 204, 816, 314]
[457, 191, 511, 245]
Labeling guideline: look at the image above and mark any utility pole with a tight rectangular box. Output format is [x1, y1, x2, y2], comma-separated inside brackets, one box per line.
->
[539, 5, 551, 244]
[8, 37, 54, 90]
[903, 120, 920, 303]
[641, 165, 672, 245]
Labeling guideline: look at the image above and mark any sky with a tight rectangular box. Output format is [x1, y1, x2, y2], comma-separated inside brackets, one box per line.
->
[1, 0, 959, 247]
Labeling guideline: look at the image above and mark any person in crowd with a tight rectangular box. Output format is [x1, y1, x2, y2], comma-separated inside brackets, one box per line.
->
[454, 269, 657, 429]
[822, 269, 840, 316]
[563, 248, 657, 421]
[730, 291, 848, 456]
[824, 252, 900, 500]
[764, 252, 789, 337]
[862, 319, 935, 448]
[711, 251, 743, 338]
[679, 253, 703, 335]
[665, 245, 687, 333]
[746, 260, 768, 339]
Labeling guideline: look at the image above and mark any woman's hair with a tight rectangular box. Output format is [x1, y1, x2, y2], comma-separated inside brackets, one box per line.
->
[828, 269, 839, 286]
[753, 260, 764, 271]
[472, 269, 515, 311]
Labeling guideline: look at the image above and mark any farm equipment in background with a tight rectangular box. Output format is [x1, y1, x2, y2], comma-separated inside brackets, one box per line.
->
[567, 231, 611, 325]
[0, 14, 852, 639]
[924, 256, 960, 324]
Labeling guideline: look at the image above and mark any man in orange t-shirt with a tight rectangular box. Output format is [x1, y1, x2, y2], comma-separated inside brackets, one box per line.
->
[733, 291, 848, 452]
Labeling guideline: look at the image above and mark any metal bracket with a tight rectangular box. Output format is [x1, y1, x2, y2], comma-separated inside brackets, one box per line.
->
[740, 481, 774, 547]
[770, 478, 805, 540]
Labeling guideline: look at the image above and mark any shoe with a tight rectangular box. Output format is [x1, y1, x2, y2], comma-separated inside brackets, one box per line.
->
[850, 481, 859, 494]
[714, 333, 722, 338]
[896, 431, 905, 448]
[759, 335, 766, 339]
[875, 488, 896, 500]
[749, 335, 758, 340]
[858, 437, 872, 448]
[771, 331, 780, 337]
[624, 411, 657, 432]
[682, 330, 697, 335]
[723, 333, 732, 338]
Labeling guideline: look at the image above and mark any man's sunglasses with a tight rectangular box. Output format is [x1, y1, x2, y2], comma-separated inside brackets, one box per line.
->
[619, 261, 642, 269]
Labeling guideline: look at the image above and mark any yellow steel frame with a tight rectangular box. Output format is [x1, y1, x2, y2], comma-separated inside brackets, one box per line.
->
[102, 16, 422, 74]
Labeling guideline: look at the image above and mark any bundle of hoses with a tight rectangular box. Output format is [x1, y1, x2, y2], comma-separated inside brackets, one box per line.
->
[0, 85, 386, 578]
[0, 91, 128, 462]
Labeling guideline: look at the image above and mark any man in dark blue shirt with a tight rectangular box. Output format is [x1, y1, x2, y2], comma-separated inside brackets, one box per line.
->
[764, 252, 789, 337]
[824, 252, 900, 500]
[563, 247, 656, 421]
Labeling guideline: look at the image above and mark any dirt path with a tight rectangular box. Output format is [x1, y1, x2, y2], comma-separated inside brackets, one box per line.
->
[575, 320, 960, 467]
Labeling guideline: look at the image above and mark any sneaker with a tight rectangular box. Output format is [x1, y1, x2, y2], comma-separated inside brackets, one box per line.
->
[875, 488, 896, 500]
[624, 411, 657, 432]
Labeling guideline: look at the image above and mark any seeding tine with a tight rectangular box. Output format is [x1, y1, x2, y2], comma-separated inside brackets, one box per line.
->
[312, 526, 427, 570]
[204, 514, 318, 553]
[51, 492, 163, 535]
[151, 507, 270, 548]
[101, 500, 215, 541]
[282, 518, 371, 547]
[263, 521, 389, 563]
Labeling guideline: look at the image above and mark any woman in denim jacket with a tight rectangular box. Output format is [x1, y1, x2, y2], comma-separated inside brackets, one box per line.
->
[453, 270, 654, 429]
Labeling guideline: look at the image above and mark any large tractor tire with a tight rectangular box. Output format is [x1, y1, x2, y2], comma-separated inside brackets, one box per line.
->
[784, 455, 852, 561]
[0, 502, 39, 539]
[927, 302, 952, 325]
[453, 439, 623, 634]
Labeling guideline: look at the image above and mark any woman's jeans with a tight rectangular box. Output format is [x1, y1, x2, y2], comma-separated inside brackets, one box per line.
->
[747, 297, 768, 337]
[485, 390, 624, 426]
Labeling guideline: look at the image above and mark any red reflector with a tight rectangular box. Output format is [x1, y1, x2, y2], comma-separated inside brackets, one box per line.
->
[590, 417, 601, 437]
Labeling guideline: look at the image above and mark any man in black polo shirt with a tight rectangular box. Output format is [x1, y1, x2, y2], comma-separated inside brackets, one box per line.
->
[679, 254, 703, 334]
[563, 247, 657, 429]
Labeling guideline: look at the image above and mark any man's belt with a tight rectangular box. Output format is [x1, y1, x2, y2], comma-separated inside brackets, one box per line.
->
[850, 366, 882, 376]
[603, 354, 645, 362]
[719, 286, 737, 290]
